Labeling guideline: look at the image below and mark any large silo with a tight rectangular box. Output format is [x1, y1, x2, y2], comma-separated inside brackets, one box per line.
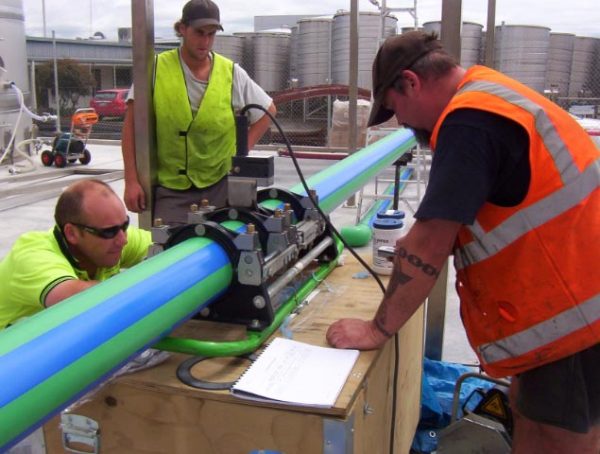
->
[568, 36, 600, 98]
[233, 32, 256, 78]
[422, 21, 483, 68]
[331, 11, 398, 90]
[494, 24, 550, 92]
[0, 0, 30, 154]
[400, 26, 422, 34]
[461, 22, 484, 68]
[252, 31, 291, 92]
[545, 33, 575, 98]
[297, 17, 332, 87]
[212, 34, 245, 66]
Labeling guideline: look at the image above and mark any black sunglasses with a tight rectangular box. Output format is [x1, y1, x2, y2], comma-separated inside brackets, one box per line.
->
[72, 216, 130, 239]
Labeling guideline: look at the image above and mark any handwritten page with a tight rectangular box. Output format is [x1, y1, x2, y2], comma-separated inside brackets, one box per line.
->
[231, 337, 359, 408]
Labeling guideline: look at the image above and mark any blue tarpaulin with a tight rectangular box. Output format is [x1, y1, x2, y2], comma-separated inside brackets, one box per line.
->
[411, 358, 496, 453]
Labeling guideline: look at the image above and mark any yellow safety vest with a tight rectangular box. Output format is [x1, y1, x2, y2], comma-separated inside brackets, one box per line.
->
[154, 49, 235, 189]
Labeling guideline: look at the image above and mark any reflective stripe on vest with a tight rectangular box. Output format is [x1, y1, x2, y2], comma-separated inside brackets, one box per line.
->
[457, 81, 581, 185]
[455, 158, 600, 270]
[479, 292, 600, 364]
[453, 79, 600, 270]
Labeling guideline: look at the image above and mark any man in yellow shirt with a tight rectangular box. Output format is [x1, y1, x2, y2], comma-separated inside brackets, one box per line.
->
[0, 179, 151, 328]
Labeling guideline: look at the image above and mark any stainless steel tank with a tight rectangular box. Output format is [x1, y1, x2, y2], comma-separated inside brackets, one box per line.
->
[422, 21, 483, 68]
[545, 33, 575, 98]
[297, 16, 332, 87]
[251, 31, 291, 92]
[331, 11, 398, 90]
[233, 31, 256, 78]
[494, 24, 551, 92]
[400, 26, 422, 34]
[568, 36, 600, 98]
[213, 34, 244, 65]
[0, 0, 30, 152]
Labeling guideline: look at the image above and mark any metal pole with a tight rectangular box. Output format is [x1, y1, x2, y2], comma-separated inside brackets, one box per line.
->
[131, 0, 157, 230]
[484, 0, 496, 68]
[327, 21, 332, 129]
[41, 0, 47, 38]
[51, 30, 60, 133]
[347, 0, 359, 206]
[425, 0, 464, 361]
[425, 261, 449, 360]
[393, 162, 400, 210]
[30, 61, 37, 112]
[440, 0, 462, 63]
[348, 2, 358, 153]
[89, 0, 93, 37]
[379, 0, 386, 46]
[413, 0, 418, 27]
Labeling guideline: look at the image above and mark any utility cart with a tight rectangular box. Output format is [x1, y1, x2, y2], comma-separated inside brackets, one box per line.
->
[41, 108, 99, 168]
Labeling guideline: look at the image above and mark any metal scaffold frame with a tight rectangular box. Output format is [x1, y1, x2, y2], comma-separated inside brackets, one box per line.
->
[355, 127, 429, 223]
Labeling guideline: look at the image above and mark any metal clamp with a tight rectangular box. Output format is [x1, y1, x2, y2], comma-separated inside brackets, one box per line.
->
[60, 413, 100, 454]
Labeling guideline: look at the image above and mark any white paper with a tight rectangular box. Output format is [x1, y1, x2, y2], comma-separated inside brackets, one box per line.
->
[231, 337, 359, 408]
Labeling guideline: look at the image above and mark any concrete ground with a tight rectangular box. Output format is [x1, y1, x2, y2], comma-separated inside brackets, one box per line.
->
[0, 140, 476, 365]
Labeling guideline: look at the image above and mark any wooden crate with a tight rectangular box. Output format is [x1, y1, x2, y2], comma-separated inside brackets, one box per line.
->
[44, 253, 424, 453]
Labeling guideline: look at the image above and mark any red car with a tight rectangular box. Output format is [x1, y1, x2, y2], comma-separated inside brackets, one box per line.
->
[89, 88, 129, 119]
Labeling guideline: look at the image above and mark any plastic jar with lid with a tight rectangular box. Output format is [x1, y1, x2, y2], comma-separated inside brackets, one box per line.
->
[376, 209, 406, 221]
[372, 217, 404, 275]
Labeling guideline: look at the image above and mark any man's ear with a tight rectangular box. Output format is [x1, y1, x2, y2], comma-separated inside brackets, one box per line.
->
[403, 70, 420, 93]
[392, 70, 419, 93]
[62, 223, 79, 244]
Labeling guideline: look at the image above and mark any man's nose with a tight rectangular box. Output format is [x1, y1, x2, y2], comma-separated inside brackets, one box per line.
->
[115, 229, 128, 246]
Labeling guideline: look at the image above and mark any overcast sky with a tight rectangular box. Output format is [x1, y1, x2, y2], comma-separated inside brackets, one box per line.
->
[22, 0, 600, 41]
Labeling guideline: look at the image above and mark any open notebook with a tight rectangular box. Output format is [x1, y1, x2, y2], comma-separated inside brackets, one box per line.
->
[231, 337, 360, 408]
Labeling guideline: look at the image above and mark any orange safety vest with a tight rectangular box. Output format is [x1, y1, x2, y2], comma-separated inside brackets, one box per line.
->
[430, 66, 600, 378]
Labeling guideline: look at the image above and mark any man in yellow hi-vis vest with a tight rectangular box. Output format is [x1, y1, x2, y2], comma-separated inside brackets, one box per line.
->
[122, 0, 276, 225]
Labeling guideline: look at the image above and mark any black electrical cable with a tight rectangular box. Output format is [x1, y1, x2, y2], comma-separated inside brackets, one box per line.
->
[240, 104, 387, 292]
[241, 104, 400, 454]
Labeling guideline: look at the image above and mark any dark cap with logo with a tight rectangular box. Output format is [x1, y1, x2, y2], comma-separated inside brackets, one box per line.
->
[368, 31, 443, 127]
[181, 0, 224, 31]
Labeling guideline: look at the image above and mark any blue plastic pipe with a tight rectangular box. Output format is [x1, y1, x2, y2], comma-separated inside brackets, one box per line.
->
[0, 128, 415, 451]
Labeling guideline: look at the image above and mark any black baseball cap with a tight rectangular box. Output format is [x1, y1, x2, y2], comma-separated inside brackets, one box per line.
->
[368, 31, 442, 127]
[181, 0, 224, 31]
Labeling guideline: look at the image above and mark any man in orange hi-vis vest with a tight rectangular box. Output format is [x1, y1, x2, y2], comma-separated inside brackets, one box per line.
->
[327, 31, 600, 454]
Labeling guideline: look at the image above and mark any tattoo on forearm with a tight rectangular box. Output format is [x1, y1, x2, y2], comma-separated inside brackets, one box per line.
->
[396, 247, 440, 278]
[374, 315, 394, 338]
[374, 305, 393, 338]
[385, 268, 412, 297]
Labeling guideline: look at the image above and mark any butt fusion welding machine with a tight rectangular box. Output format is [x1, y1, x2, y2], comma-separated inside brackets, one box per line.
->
[148, 110, 339, 337]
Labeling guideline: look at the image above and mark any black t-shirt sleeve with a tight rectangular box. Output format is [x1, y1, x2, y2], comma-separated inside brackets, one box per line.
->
[415, 109, 530, 225]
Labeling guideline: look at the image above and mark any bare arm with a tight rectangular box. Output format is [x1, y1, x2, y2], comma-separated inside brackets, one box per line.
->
[45, 279, 99, 307]
[121, 101, 146, 212]
[247, 102, 276, 150]
[326, 218, 461, 350]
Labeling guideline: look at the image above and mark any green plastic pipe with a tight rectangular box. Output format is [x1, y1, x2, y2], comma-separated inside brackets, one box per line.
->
[155, 236, 344, 357]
